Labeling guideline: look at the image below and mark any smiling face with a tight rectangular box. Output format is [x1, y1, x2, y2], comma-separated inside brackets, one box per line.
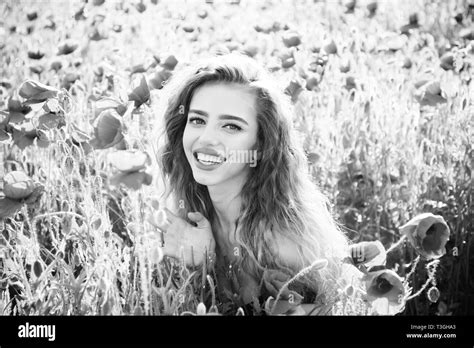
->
[182, 82, 259, 188]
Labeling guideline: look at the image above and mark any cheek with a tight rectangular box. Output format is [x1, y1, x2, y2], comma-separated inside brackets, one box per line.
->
[182, 125, 193, 150]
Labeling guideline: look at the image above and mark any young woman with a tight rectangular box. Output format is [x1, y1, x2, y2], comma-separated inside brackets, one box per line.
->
[150, 53, 362, 315]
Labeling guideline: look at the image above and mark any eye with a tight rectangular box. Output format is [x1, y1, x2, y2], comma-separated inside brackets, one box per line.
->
[224, 123, 242, 131]
[188, 116, 205, 125]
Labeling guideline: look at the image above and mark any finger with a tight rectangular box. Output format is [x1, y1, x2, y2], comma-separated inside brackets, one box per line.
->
[187, 212, 211, 229]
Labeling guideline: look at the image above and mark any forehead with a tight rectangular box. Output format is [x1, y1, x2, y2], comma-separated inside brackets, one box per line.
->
[189, 82, 257, 121]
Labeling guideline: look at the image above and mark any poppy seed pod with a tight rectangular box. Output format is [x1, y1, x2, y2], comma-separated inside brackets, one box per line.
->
[18, 80, 60, 103]
[399, 213, 450, 260]
[90, 109, 124, 149]
[3, 171, 36, 200]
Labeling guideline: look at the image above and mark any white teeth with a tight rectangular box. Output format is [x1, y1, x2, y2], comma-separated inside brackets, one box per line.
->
[197, 153, 223, 164]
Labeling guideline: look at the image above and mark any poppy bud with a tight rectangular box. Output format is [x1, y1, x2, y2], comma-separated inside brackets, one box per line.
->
[33, 260, 43, 278]
[196, 302, 207, 315]
[3, 171, 36, 200]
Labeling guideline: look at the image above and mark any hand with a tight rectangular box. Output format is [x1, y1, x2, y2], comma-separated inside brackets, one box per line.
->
[149, 208, 216, 268]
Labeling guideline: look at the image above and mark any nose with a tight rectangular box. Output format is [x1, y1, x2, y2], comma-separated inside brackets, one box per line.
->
[197, 123, 220, 146]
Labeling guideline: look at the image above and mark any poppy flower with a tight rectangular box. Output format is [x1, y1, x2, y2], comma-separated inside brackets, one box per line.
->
[50, 60, 63, 72]
[281, 52, 296, 69]
[414, 80, 447, 106]
[26, 11, 38, 21]
[28, 49, 45, 60]
[38, 112, 65, 130]
[128, 75, 150, 108]
[89, 27, 107, 41]
[90, 109, 125, 150]
[440, 52, 454, 71]
[282, 31, 302, 48]
[305, 74, 320, 91]
[109, 171, 152, 190]
[322, 39, 337, 55]
[57, 40, 79, 55]
[108, 150, 150, 172]
[18, 80, 59, 104]
[161, 55, 178, 71]
[284, 80, 303, 103]
[93, 97, 128, 118]
[149, 69, 172, 90]
[363, 269, 406, 315]
[0, 110, 10, 142]
[0, 171, 44, 218]
[61, 72, 80, 89]
[399, 213, 450, 260]
[349, 241, 386, 267]
[3, 171, 35, 200]
[242, 45, 258, 58]
[11, 122, 49, 149]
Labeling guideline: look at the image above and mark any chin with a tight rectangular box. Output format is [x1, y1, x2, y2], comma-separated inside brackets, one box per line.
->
[192, 170, 220, 186]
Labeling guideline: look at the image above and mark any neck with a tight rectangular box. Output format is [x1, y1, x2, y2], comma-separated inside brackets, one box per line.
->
[207, 177, 246, 244]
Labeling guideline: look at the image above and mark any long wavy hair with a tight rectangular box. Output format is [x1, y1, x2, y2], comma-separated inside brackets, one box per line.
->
[151, 53, 350, 302]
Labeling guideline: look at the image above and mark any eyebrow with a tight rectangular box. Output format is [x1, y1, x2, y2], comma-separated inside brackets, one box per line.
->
[188, 109, 249, 126]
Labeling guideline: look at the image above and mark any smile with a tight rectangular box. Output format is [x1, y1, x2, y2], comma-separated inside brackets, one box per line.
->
[194, 152, 226, 166]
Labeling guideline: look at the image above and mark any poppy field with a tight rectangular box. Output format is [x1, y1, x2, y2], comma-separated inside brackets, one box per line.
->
[0, 0, 473, 316]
